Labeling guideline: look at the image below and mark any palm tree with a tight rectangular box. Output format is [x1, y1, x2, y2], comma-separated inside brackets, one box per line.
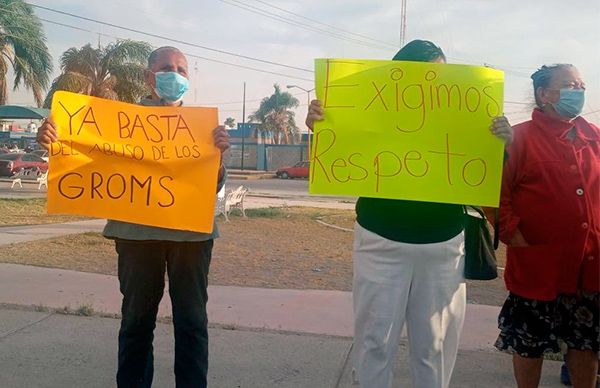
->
[43, 40, 153, 108]
[249, 84, 299, 144]
[0, 0, 53, 107]
[224, 117, 236, 128]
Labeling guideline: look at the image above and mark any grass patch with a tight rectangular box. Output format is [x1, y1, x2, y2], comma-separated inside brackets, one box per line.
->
[0, 207, 357, 292]
[309, 211, 325, 220]
[54, 304, 95, 317]
[74, 304, 95, 316]
[0, 198, 89, 226]
[543, 352, 564, 362]
[1, 232, 116, 274]
[0, 203, 509, 306]
[34, 304, 50, 313]
[230, 207, 286, 218]
[225, 206, 356, 228]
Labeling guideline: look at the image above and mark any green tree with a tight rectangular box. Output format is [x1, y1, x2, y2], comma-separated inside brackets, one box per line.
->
[0, 0, 53, 106]
[224, 117, 236, 128]
[43, 40, 153, 108]
[249, 84, 299, 144]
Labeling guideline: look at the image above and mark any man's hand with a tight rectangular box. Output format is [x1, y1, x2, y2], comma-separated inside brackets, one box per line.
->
[213, 125, 230, 154]
[213, 125, 229, 181]
[305, 99, 324, 130]
[490, 116, 513, 146]
[37, 116, 58, 150]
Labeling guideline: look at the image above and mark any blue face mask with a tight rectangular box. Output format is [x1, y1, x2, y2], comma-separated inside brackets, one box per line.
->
[551, 89, 585, 119]
[153, 72, 189, 103]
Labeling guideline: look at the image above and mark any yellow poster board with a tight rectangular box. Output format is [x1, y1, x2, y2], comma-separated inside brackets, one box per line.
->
[310, 59, 505, 207]
[47, 91, 220, 233]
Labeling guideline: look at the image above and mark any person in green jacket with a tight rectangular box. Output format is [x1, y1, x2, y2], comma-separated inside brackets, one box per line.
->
[306, 39, 512, 388]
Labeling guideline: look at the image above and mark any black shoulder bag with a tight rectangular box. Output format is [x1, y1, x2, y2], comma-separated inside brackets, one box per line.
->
[462, 206, 499, 280]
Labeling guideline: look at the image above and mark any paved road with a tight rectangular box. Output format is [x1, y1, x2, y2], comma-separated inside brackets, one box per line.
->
[0, 177, 357, 204]
[229, 177, 310, 196]
[0, 176, 311, 196]
[0, 180, 46, 198]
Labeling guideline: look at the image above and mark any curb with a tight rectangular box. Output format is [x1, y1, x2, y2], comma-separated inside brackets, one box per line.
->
[228, 174, 276, 180]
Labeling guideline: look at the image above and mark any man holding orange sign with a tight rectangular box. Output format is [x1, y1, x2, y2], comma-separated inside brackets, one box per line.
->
[37, 46, 229, 388]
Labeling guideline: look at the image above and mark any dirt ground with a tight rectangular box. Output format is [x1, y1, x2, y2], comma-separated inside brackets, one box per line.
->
[0, 198, 88, 226]
[0, 205, 509, 306]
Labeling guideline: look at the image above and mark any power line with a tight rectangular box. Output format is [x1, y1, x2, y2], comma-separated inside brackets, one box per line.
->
[183, 52, 313, 82]
[483, 63, 531, 78]
[200, 91, 306, 106]
[505, 101, 531, 105]
[39, 17, 112, 37]
[14, 5, 596, 114]
[583, 108, 600, 116]
[28, 3, 314, 74]
[27, 4, 551, 80]
[37, 16, 314, 82]
[245, 0, 398, 48]
[217, 103, 309, 113]
[216, 0, 392, 51]
[500, 70, 531, 79]
[39, 17, 315, 104]
[0, 7, 64, 54]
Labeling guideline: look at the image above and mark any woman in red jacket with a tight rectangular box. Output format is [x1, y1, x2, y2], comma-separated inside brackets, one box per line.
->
[496, 64, 599, 388]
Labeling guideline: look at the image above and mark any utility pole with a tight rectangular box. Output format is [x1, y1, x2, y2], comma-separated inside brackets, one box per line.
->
[400, 0, 407, 47]
[194, 61, 198, 104]
[241, 82, 246, 171]
[286, 85, 314, 160]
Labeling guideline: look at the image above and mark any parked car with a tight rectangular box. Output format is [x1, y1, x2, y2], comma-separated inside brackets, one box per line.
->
[276, 161, 310, 179]
[0, 153, 48, 176]
[30, 149, 49, 162]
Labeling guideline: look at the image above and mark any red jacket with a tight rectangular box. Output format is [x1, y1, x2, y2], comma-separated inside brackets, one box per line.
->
[499, 109, 600, 301]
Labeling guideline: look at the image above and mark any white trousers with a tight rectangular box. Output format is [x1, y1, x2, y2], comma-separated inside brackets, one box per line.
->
[352, 223, 466, 388]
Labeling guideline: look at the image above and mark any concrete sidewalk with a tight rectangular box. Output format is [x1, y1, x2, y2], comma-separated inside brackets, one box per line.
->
[1, 263, 497, 347]
[0, 195, 353, 245]
[0, 215, 565, 387]
[1, 307, 352, 388]
[1, 306, 565, 388]
[0, 218, 105, 244]
[0, 263, 565, 387]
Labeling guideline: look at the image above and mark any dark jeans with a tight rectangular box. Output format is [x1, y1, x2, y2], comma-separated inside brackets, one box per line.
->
[115, 239, 213, 388]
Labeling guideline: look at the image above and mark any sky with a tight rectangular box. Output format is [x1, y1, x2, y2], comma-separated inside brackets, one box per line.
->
[6, 0, 600, 129]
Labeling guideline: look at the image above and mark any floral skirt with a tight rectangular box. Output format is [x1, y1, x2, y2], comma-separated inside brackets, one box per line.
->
[495, 291, 600, 358]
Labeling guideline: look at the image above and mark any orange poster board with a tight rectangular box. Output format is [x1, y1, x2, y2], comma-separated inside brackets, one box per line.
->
[47, 91, 220, 233]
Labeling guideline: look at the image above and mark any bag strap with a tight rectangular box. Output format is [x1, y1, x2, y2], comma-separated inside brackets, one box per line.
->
[464, 206, 500, 250]
[464, 205, 486, 219]
[493, 208, 500, 250]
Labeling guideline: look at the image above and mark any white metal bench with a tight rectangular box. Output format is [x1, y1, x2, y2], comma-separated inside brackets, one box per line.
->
[216, 185, 248, 222]
[215, 185, 226, 219]
[37, 171, 48, 189]
[10, 168, 42, 189]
